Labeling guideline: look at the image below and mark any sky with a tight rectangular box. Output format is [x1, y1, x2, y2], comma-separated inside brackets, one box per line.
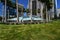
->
[18, 0, 28, 8]
[0, 0, 28, 16]
[57, 0, 60, 8]
[0, 0, 60, 16]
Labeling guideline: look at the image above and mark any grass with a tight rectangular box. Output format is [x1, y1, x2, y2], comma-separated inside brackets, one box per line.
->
[0, 20, 60, 40]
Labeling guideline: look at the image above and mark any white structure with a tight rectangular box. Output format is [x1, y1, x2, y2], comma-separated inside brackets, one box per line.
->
[51, 0, 55, 18]
[28, 0, 45, 19]
[28, 0, 55, 19]
[56, 0, 60, 17]
[57, 9, 60, 17]
[52, 0, 60, 18]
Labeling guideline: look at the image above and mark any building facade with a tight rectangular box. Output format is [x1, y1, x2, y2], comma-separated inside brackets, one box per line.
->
[51, 0, 54, 18]
[52, 0, 60, 18]
[28, 0, 44, 17]
[28, 0, 55, 18]
[56, 0, 60, 17]
[57, 9, 60, 17]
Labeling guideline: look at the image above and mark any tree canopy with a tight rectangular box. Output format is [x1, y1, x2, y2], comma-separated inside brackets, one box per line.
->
[0, 0, 24, 12]
[38, 0, 53, 10]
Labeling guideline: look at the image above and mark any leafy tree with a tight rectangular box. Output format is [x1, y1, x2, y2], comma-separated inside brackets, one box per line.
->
[25, 9, 30, 13]
[32, 9, 37, 15]
[38, 0, 53, 10]
[38, 9, 40, 13]
[0, 16, 2, 21]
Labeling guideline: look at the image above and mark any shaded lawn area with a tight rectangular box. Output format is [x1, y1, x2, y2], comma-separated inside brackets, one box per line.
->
[0, 20, 60, 40]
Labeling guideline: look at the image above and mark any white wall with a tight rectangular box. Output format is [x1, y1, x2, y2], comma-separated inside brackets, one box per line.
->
[57, 9, 60, 17]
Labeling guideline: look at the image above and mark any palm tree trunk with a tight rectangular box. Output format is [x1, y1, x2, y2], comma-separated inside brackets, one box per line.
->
[16, 0, 19, 23]
[30, 0, 32, 23]
[46, 6, 48, 22]
[2, 6, 4, 22]
[5, 0, 7, 23]
[48, 10, 51, 21]
[8, 10, 9, 21]
[21, 7, 23, 23]
[49, 13, 50, 21]
[40, 3, 44, 22]
[36, 0, 38, 16]
[54, 0, 57, 19]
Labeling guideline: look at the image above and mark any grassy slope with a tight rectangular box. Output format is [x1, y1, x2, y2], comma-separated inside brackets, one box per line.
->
[0, 20, 60, 40]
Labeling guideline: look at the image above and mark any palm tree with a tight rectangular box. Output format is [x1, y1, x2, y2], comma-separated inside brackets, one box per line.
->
[7, 10, 9, 20]
[46, 6, 49, 22]
[40, 2, 44, 22]
[16, 0, 19, 23]
[0, 0, 25, 23]
[29, 0, 32, 23]
[6, 0, 22, 23]
[4, 0, 7, 23]
[54, 0, 57, 19]
[2, 5, 4, 22]
[38, 0, 46, 22]
[18, 5, 24, 16]
[25, 9, 30, 16]
[45, 0, 53, 22]
[38, 0, 53, 22]
[0, 0, 11, 22]
[26, 9, 30, 13]
[38, 9, 40, 13]
[32, 9, 37, 15]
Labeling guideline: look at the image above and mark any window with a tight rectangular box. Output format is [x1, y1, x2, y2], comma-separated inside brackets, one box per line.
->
[32, 0, 37, 15]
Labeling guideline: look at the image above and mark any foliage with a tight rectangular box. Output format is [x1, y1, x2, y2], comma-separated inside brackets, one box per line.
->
[32, 9, 37, 15]
[0, 20, 60, 40]
[0, 16, 2, 21]
[38, 9, 40, 13]
[0, 0, 25, 12]
[25, 9, 30, 13]
[38, 0, 53, 10]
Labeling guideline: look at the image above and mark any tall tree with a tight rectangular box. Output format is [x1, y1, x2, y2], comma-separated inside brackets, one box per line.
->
[45, 0, 53, 22]
[0, 0, 24, 23]
[4, 0, 7, 22]
[16, 0, 19, 23]
[54, 0, 57, 19]
[2, 5, 4, 22]
[38, 0, 53, 22]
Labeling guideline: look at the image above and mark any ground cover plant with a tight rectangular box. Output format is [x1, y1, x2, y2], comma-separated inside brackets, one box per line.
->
[0, 20, 60, 40]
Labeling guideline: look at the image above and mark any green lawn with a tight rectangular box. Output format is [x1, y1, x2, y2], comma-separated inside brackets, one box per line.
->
[0, 20, 60, 40]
